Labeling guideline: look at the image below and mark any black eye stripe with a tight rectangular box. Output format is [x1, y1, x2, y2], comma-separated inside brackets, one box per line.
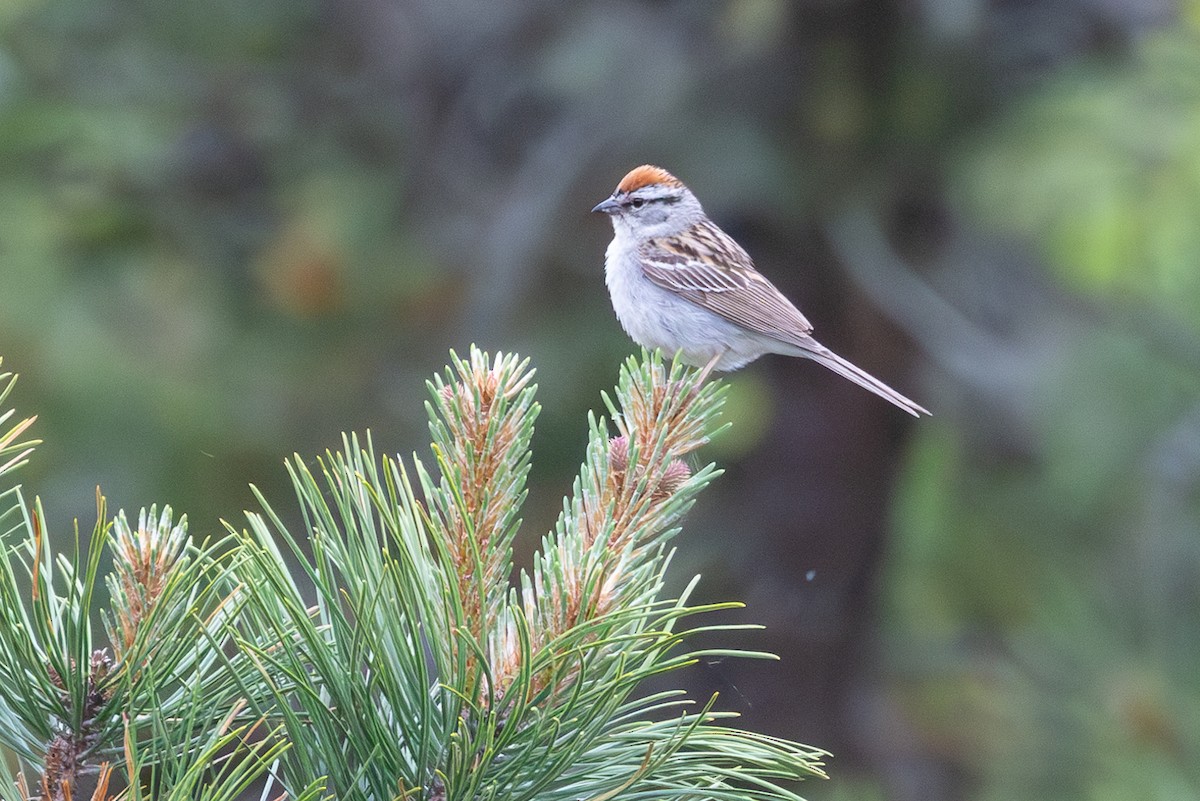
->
[622, 194, 678, 209]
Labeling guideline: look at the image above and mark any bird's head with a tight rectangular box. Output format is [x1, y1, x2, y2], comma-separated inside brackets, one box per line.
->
[592, 165, 704, 239]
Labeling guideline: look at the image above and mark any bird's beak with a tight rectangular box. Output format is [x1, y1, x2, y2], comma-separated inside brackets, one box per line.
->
[591, 196, 620, 214]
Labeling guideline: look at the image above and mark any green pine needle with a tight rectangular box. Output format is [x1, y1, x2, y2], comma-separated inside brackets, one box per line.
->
[0, 348, 828, 801]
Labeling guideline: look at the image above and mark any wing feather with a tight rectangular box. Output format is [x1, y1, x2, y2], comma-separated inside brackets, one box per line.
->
[639, 221, 814, 343]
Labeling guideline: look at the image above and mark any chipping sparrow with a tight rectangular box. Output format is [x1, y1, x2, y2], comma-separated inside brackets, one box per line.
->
[592, 165, 929, 417]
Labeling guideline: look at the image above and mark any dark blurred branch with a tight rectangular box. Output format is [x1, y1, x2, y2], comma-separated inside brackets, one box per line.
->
[827, 206, 1049, 407]
[829, 204, 1200, 405]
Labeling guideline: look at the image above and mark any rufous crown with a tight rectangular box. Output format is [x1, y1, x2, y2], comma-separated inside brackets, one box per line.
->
[616, 165, 683, 194]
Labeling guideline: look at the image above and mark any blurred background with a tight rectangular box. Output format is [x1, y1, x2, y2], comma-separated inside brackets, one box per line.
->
[3, 0, 1200, 798]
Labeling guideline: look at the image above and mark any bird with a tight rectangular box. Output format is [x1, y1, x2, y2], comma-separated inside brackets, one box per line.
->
[592, 165, 929, 417]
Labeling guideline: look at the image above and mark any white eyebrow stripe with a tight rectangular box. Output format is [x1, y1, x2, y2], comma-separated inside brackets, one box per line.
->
[631, 184, 683, 202]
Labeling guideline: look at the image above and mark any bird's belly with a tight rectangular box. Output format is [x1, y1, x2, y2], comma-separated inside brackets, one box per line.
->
[605, 253, 770, 371]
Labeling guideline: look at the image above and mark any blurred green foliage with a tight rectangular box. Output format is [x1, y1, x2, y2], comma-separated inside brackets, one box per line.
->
[956, 20, 1200, 325]
[882, 12, 1200, 801]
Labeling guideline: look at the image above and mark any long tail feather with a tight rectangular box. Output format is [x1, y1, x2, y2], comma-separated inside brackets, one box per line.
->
[804, 343, 930, 417]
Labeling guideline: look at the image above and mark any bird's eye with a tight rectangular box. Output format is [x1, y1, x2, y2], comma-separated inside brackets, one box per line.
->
[630, 198, 645, 209]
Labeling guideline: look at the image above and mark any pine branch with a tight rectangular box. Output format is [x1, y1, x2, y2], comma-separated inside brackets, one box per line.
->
[0, 359, 39, 483]
[1, 348, 828, 801]
[231, 347, 825, 800]
[496, 354, 724, 703]
[422, 349, 538, 700]
[0, 459, 249, 797]
[235, 432, 456, 799]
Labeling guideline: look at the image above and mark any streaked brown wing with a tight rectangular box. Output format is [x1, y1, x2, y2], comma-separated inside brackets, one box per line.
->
[639, 220, 814, 343]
